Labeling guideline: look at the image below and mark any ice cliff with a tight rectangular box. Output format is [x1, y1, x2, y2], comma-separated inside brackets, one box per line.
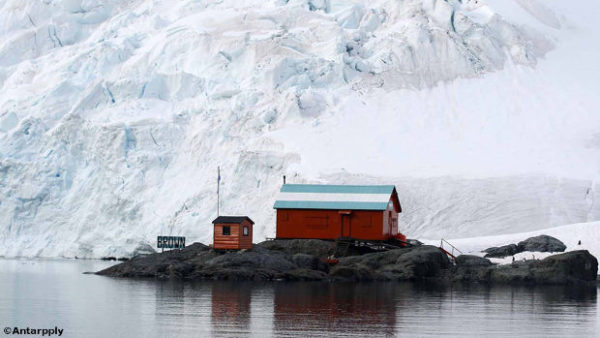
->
[0, 0, 599, 257]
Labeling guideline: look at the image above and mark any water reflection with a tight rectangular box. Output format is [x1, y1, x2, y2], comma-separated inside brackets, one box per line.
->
[1, 259, 598, 338]
[273, 282, 401, 336]
[211, 282, 252, 336]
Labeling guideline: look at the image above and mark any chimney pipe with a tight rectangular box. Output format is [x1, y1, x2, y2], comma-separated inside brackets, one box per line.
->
[283, 175, 286, 184]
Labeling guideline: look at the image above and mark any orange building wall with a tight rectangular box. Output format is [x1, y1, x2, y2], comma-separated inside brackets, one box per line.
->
[214, 220, 253, 250]
[238, 220, 253, 249]
[276, 208, 398, 241]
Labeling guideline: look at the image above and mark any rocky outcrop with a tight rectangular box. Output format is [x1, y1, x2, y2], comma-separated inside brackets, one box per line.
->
[256, 239, 335, 258]
[329, 245, 451, 281]
[97, 242, 451, 281]
[484, 244, 519, 258]
[97, 240, 597, 285]
[517, 235, 567, 253]
[452, 255, 493, 282]
[454, 250, 598, 285]
[483, 235, 566, 258]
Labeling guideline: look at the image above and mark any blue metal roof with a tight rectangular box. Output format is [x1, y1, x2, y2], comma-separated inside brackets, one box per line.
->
[273, 201, 390, 210]
[274, 184, 397, 211]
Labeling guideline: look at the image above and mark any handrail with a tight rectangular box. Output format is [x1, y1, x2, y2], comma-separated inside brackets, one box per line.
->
[440, 238, 463, 258]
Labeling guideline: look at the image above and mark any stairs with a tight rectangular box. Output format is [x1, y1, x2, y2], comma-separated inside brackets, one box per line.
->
[439, 238, 463, 264]
[334, 237, 352, 257]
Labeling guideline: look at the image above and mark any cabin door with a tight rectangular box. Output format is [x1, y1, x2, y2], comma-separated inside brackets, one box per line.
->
[340, 214, 351, 238]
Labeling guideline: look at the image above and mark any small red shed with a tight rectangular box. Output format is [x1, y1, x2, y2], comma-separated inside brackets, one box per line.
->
[212, 216, 254, 250]
[273, 184, 404, 241]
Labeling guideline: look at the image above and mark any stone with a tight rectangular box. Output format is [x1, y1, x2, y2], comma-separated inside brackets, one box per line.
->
[257, 239, 335, 258]
[292, 253, 329, 272]
[478, 250, 598, 285]
[455, 255, 493, 267]
[483, 244, 519, 258]
[517, 235, 567, 253]
[333, 245, 451, 281]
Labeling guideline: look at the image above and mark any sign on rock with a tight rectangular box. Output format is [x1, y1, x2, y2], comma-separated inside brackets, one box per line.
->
[157, 236, 186, 249]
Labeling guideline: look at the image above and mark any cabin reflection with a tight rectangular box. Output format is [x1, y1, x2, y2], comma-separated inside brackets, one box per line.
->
[210, 282, 252, 334]
[273, 282, 403, 336]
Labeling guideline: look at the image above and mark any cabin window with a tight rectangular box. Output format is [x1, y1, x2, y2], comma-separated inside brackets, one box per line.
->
[243, 226, 249, 236]
[222, 226, 231, 236]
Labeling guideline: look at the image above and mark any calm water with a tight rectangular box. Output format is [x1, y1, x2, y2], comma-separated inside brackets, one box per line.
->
[0, 259, 598, 337]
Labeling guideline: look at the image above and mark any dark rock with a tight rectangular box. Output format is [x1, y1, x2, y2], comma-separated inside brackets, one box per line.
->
[517, 235, 567, 253]
[393, 246, 452, 279]
[329, 264, 375, 281]
[455, 255, 493, 267]
[531, 250, 598, 283]
[292, 253, 329, 272]
[97, 242, 213, 278]
[453, 255, 494, 282]
[96, 239, 596, 285]
[459, 250, 598, 285]
[483, 244, 519, 258]
[333, 245, 451, 281]
[101, 257, 117, 261]
[205, 251, 296, 272]
[257, 239, 335, 258]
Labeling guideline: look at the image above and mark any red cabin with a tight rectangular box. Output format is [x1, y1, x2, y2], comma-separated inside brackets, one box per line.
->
[273, 184, 405, 241]
[212, 216, 254, 250]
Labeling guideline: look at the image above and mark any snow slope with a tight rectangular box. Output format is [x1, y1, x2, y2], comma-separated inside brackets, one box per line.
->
[0, 0, 599, 258]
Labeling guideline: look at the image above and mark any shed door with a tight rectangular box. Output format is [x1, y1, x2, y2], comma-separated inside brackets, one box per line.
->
[341, 214, 351, 238]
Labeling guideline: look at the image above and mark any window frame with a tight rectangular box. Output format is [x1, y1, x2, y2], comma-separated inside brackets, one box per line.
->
[243, 226, 249, 236]
[222, 226, 231, 236]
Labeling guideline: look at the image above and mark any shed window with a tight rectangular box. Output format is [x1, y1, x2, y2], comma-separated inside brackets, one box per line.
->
[243, 226, 249, 236]
[222, 226, 231, 236]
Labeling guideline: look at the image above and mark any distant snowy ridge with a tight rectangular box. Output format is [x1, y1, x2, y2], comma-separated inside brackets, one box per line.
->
[0, 0, 599, 258]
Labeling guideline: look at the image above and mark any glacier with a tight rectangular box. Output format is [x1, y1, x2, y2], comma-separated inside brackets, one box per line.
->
[0, 0, 599, 258]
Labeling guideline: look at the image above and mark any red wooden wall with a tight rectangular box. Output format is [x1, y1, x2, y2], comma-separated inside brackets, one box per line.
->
[214, 220, 253, 250]
[276, 199, 399, 241]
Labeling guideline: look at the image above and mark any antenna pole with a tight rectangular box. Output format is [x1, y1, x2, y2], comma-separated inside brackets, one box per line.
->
[217, 166, 220, 217]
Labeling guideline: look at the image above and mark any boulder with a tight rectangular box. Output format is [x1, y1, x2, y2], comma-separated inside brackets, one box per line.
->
[452, 255, 493, 282]
[483, 244, 519, 258]
[455, 255, 493, 267]
[257, 239, 335, 258]
[532, 250, 598, 283]
[329, 264, 376, 281]
[394, 246, 452, 279]
[517, 235, 567, 253]
[332, 245, 451, 281]
[97, 243, 214, 278]
[292, 253, 329, 272]
[487, 250, 598, 285]
[205, 251, 296, 272]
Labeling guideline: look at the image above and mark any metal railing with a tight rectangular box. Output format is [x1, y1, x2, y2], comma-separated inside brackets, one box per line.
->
[440, 238, 463, 258]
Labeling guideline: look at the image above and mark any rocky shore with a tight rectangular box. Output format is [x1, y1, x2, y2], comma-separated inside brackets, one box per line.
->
[96, 237, 598, 285]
